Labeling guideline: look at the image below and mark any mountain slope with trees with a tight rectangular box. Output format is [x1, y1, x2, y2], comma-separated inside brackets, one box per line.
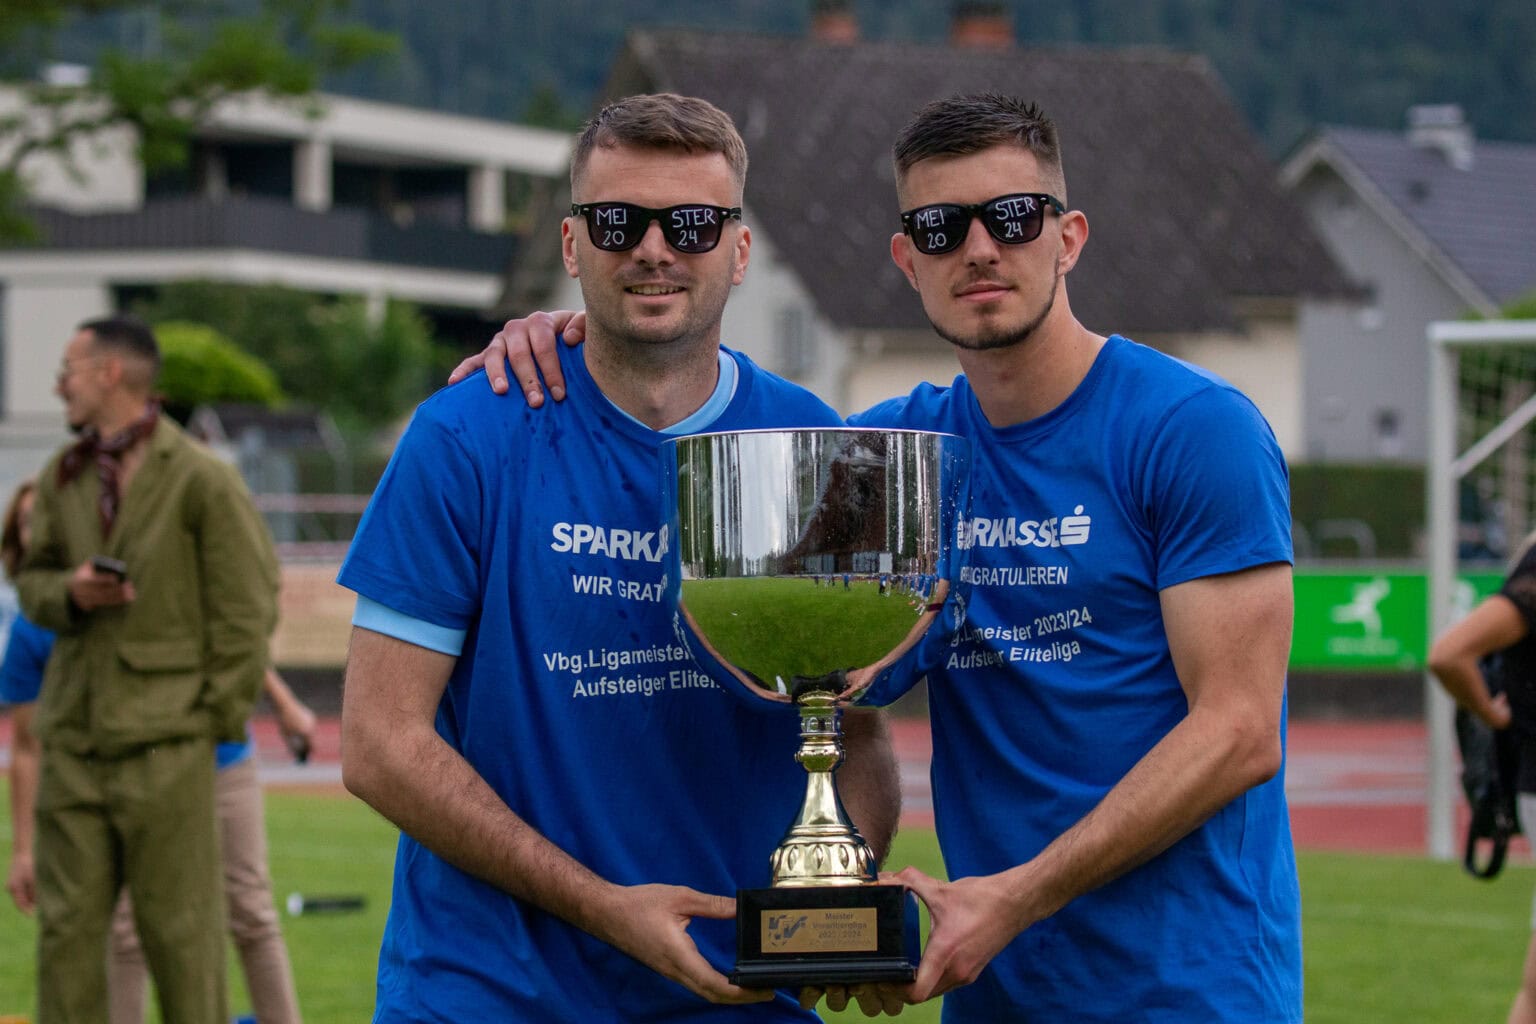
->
[324, 0, 1535, 154]
[30, 1, 1534, 155]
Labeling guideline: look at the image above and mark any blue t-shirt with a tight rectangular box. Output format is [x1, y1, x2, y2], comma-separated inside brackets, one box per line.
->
[338, 344, 843, 1022]
[0, 613, 54, 705]
[855, 335, 1300, 1023]
[0, 612, 250, 768]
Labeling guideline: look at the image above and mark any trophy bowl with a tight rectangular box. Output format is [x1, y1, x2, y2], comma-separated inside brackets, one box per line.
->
[660, 427, 970, 988]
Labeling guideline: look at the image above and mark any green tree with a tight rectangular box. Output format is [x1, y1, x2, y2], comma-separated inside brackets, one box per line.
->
[0, 0, 394, 238]
[317, 298, 437, 429]
[153, 319, 284, 420]
[132, 279, 437, 432]
[1499, 289, 1536, 320]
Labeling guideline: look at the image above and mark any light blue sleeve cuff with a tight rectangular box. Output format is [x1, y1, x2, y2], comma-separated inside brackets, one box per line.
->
[352, 595, 467, 657]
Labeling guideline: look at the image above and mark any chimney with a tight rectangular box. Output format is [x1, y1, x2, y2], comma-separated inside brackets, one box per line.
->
[811, 0, 859, 44]
[950, 1, 1013, 50]
[1407, 104, 1474, 171]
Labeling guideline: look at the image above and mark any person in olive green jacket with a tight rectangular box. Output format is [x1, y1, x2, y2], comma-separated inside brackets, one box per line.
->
[16, 314, 279, 1024]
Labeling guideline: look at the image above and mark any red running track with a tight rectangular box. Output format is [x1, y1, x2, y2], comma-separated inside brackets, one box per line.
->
[889, 717, 1516, 858]
[0, 715, 1511, 858]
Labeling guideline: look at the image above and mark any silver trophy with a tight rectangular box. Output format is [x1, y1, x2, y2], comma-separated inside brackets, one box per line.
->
[660, 427, 970, 988]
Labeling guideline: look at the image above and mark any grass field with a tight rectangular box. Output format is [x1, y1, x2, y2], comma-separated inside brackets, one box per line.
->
[1, 787, 1532, 1022]
[682, 576, 933, 685]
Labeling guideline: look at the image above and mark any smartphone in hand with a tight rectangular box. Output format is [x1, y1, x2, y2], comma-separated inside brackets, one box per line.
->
[90, 555, 128, 581]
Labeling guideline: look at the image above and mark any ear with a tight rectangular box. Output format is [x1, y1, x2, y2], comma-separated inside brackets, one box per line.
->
[561, 218, 579, 279]
[99, 353, 125, 388]
[890, 232, 920, 291]
[1056, 209, 1089, 276]
[729, 224, 751, 286]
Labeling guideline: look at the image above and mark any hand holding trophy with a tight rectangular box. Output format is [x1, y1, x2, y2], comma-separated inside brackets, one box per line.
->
[661, 427, 970, 988]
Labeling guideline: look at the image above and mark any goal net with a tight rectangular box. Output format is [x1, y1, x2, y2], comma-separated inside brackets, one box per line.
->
[1427, 319, 1536, 858]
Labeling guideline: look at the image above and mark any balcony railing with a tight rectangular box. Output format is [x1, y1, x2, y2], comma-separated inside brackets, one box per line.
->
[13, 195, 518, 274]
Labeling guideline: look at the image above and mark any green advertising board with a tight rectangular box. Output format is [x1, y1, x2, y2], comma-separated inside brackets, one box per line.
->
[1290, 569, 1504, 671]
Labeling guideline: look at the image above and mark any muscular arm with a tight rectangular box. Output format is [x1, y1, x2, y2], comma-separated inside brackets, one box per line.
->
[341, 626, 770, 1005]
[1427, 595, 1523, 729]
[5, 702, 39, 913]
[342, 627, 622, 918]
[838, 707, 901, 865]
[899, 562, 1293, 1001]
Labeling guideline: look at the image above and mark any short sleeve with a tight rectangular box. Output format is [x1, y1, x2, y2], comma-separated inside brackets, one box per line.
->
[1141, 386, 1293, 590]
[337, 409, 484, 630]
[0, 617, 53, 705]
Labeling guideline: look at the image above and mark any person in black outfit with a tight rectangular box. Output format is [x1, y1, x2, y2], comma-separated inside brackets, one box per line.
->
[1429, 533, 1536, 1024]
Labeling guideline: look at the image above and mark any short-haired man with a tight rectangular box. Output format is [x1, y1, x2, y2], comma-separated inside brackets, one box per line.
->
[838, 92, 1298, 1023]
[469, 92, 1299, 1023]
[338, 93, 900, 1021]
[18, 314, 279, 1023]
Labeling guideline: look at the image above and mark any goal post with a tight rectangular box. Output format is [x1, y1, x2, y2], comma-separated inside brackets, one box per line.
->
[1426, 318, 1536, 859]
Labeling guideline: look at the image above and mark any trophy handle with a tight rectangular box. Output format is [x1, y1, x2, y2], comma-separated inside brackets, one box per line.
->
[836, 578, 954, 703]
[768, 691, 878, 887]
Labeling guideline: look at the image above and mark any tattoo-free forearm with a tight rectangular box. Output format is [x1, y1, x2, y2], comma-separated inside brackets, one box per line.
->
[341, 629, 628, 939]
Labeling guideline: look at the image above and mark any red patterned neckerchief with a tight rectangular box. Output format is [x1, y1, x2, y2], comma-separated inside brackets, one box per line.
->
[57, 400, 161, 537]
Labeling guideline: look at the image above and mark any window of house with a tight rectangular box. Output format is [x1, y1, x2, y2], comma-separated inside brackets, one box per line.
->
[1375, 408, 1402, 457]
[776, 306, 816, 379]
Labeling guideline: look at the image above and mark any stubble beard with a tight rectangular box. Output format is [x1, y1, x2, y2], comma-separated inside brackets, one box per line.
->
[592, 298, 716, 361]
[931, 268, 1060, 353]
[580, 250, 710, 353]
[587, 267, 734, 359]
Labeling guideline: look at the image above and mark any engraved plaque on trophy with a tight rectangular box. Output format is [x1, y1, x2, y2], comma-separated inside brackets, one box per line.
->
[660, 428, 970, 988]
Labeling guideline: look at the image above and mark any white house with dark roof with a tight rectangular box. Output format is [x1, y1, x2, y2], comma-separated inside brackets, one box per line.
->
[0, 89, 570, 484]
[1282, 104, 1536, 463]
[507, 15, 1357, 458]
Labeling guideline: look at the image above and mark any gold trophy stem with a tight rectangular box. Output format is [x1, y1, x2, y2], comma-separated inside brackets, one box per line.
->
[768, 692, 878, 887]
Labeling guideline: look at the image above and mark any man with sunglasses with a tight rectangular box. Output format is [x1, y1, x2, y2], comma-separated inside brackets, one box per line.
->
[461, 92, 1298, 1023]
[338, 93, 900, 1022]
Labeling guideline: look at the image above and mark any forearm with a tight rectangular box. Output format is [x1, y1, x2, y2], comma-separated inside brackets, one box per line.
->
[341, 631, 627, 939]
[1425, 595, 1523, 728]
[261, 667, 301, 715]
[14, 569, 78, 634]
[1004, 706, 1281, 927]
[838, 707, 901, 864]
[1429, 655, 1504, 724]
[8, 710, 39, 859]
[985, 565, 1293, 917]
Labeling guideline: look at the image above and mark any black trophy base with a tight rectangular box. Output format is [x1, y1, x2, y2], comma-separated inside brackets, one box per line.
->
[731, 883, 919, 989]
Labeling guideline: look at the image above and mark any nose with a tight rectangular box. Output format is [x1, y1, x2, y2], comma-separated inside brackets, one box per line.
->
[957, 215, 1001, 264]
[630, 219, 675, 265]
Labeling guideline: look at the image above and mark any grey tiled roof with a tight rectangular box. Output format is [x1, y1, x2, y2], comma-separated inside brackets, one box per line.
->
[590, 29, 1351, 335]
[1317, 127, 1536, 306]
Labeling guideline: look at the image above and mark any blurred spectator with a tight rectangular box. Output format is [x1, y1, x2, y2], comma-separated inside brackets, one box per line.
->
[15, 314, 278, 1024]
[1428, 531, 1536, 1024]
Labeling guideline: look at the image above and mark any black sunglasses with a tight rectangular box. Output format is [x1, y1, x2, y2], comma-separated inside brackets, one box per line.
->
[900, 192, 1067, 256]
[571, 201, 742, 255]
